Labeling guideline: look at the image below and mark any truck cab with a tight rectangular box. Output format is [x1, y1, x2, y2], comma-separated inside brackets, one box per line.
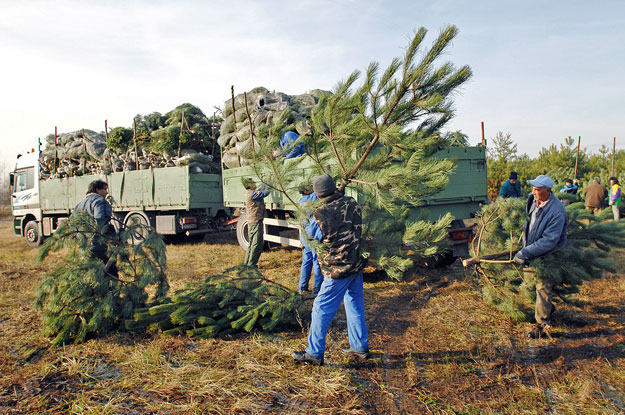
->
[10, 151, 43, 246]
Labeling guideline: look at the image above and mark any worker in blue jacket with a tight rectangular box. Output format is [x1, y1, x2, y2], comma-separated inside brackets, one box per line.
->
[513, 175, 567, 339]
[298, 183, 324, 294]
[499, 171, 522, 198]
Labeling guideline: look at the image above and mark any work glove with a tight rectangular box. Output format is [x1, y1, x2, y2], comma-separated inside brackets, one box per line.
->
[512, 254, 526, 266]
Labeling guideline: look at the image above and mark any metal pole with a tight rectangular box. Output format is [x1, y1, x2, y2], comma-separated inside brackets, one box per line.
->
[574, 136, 581, 180]
[211, 112, 216, 159]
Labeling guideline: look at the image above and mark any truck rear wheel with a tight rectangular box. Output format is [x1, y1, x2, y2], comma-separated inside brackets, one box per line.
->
[124, 212, 150, 245]
[24, 221, 43, 247]
[236, 215, 250, 251]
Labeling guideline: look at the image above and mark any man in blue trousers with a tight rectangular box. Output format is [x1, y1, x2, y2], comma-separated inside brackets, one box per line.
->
[292, 174, 369, 365]
[298, 183, 324, 294]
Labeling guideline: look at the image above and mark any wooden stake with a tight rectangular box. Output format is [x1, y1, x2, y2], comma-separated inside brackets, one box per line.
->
[612, 137, 616, 177]
[243, 91, 255, 153]
[231, 85, 241, 167]
[178, 110, 184, 158]
[82, 128, 86, 176]
[133, 119, 139, 170]
[574, 136, 581, 180]
[105, 120, 113, 172]
[481, 121, 487, 146]
[54, 126, 58, 174]
[211, 112, 217, 158]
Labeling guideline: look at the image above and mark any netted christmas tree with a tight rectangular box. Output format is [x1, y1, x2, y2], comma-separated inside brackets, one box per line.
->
[126, 265, 302, 339]
[243, 26, 472, 279]
[35, 213, 169, 346]
[467, 198, 625, 321]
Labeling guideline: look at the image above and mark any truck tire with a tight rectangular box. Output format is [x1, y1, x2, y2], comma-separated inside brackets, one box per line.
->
[24, 221, 43, 247]
[236, 214, 250, 251]
[124, 212, 150, 245]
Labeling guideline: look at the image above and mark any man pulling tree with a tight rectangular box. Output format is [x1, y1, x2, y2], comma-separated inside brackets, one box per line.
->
[72, 180, 118, 274]
[292, 174, 369, 365]
[513, 175, 568, 339]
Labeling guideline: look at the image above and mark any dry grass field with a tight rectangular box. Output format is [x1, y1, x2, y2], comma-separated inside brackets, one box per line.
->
[1, 216, 625, 414]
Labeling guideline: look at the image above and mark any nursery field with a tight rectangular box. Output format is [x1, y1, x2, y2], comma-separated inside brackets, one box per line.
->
[1, 218, 625, 414]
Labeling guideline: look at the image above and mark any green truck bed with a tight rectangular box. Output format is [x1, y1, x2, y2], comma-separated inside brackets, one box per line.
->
[40, 166, 224, 215]
[222, 146, 488, 222]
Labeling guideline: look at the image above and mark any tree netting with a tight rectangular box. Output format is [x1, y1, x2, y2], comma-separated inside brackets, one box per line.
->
[218, 87, 329, 168]
[469, 198, 625, 321]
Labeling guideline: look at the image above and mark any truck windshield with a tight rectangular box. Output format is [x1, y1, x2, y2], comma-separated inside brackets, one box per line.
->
[13, 168, 34, 193]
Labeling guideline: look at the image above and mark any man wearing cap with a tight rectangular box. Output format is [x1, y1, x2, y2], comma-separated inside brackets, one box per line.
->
[292, 174, 369, 365]
[241, 177, 270, 267]
[297, 182, 324, 294]
[499, 171, 522, 199]
[584, 177, 607, 214]
[513, 175, 568, 339]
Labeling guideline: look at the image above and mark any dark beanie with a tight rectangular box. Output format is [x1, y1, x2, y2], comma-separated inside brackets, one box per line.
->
[509, 171, 518, 180]
[313, 174, 336, 198]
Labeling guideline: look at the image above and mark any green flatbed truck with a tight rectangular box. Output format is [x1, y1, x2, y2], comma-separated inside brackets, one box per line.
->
[10, 150, 229, 247]
[222, 146, 488, 260]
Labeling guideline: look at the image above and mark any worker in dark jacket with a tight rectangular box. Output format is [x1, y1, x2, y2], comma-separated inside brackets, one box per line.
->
[513, 175, 567, 339]
[242, 177, 270, 267]
[499, 171, 522, 198]
[73, 180, 118, 272]
[292, 175, 369, 365]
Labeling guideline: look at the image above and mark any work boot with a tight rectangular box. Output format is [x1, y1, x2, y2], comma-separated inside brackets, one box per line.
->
[341, 348, 370, 359]
[292, 351, 323, 366]
[528, 323, 551, 339]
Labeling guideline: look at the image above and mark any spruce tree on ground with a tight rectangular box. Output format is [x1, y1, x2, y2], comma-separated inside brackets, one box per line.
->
[35, 213, 169, 346]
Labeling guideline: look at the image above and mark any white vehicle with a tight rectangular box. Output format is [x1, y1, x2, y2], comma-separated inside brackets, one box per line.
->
[9, 150, 43, 247]
[10, 146, 228, 248]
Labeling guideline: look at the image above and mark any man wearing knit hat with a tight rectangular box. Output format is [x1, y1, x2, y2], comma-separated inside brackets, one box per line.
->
[513, 174, 567, 339]
[499, 171, 522, 198]
[292, 174, 369, 365]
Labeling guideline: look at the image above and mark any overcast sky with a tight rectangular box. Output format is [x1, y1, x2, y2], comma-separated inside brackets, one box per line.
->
[1, 0, 624, 169]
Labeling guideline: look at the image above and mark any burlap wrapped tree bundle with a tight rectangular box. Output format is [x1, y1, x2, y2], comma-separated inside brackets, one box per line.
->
[219, 87, 328, 168]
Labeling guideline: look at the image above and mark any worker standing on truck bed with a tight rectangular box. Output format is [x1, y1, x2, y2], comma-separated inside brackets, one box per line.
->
[242, 177, 270, 267]
[72, 180, 118, 275]
[292, 174, 369, 365]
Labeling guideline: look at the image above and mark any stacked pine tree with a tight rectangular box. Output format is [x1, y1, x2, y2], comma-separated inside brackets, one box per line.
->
[39, 103, 221, 179]
[218, 87, 328, 168]
[126, 266, 302, 339]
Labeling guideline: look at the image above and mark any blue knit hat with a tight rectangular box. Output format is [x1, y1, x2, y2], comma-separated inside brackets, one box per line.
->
[509, 171, 518, 180]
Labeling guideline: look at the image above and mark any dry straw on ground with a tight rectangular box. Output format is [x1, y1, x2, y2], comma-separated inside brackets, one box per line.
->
[1, 220, 625, 414]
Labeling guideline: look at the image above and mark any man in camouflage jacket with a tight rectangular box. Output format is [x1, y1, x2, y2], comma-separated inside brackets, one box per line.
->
[292, 174, 369, 365]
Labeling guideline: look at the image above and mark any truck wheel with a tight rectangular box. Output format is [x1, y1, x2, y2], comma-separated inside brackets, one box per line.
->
[124, 212, 150, 245]
[236, 215, 250, 251]
[24, 221, 43, 247]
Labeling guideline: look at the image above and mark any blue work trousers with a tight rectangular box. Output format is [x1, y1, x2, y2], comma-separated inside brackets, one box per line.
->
[299, 247, 323, 293]
[305, 271, 368, 359]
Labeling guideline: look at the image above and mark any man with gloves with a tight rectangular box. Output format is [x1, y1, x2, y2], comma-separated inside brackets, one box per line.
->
[513, 175, 568, 339]
[292, 174, 369, 365]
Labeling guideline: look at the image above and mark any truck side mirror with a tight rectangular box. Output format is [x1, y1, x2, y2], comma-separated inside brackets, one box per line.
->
[9, 173, 14, 187]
